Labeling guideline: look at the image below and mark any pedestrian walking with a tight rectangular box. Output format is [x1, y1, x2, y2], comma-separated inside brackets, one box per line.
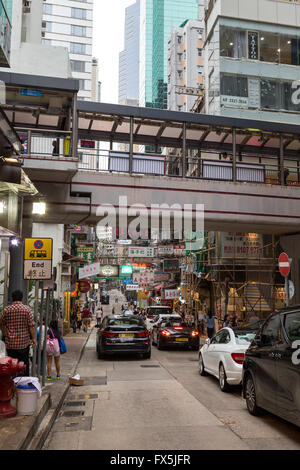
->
[70, 306, 77, 333]
[205, 311, 215, 339]
[76, 306, 82, 331]
[46, 320, 61, 381]
[96, 305, 102, 327]
[0, 290, 36, 376]
[82, 304, 91, 332]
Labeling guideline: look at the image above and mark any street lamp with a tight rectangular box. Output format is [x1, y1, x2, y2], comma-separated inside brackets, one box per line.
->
[32, 201, 46, 215]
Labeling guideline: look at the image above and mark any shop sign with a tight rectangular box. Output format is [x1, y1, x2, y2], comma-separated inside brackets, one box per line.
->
[79, 262, 100, 280]
[77, 280, 90, 294]
[220, 233, 262, 259]
[98, 265, 119, 278]
[163, 259, 180, 273]
[24, 238, 53, 280]
[220, 95, 249, 108]
[164, 289, 180, 300]
[76, 246, 94, 262]
[248, 31, 259, 60]
[158, 246, 174, 256]
[129, 247, 155, 258]
[126, 284, 139, 291]
[132, 269, 154, 287]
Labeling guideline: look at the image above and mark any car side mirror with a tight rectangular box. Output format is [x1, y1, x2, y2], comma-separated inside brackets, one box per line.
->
[205, 338, 210, 345]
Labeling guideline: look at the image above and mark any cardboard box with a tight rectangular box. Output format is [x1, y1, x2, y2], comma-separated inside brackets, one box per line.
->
[69, 377, 84, 386]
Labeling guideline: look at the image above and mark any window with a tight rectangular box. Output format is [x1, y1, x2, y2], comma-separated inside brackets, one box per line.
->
[43, 4, 52, 14]
[261, 80, 281, 110]
[71, 25, 86, 37]
[221, 75, 248, 97]
[45, 22, 52, 32]
[220, 27, 246, 59]
[70, 42, 86, 54]
[284, 312, 300, 342]
[260, 315, 281, 346]
[211, 330, 229, 344]
[70, 60, 85, 72]
[42, 39, 51, 45]
[71, 8, 87, 20]
[78, 79, 85, 90]
[259, 31, 280, 63]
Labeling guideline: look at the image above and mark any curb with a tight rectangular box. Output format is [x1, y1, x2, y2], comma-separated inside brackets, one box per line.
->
[25, 329, 93, 450]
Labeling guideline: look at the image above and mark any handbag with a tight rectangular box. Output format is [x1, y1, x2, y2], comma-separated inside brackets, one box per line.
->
[59, 337, 67, 354]
[46, 329, 60, 355]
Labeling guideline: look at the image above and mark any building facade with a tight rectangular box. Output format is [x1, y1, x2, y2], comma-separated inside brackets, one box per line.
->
[168, 19, 203, 112]
[0, 0, 12, 67]
[119, 0, 140, 104]
[139, 0, 199, 109]
[42, 0, 94, 100]
[203, 0, 300, 124]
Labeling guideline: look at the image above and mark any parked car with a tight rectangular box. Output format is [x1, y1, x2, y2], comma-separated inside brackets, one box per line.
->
[199, 326, 259, 392]
[96, 315, 151, 359]
[152, 318, 199, 351]
[243, 307, 300, 427]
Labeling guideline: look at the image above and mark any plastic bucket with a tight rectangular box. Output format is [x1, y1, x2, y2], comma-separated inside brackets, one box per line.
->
[16, 384, 38, 415]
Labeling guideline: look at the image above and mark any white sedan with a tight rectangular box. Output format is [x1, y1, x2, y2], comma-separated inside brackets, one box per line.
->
[198, 327, 257, 392]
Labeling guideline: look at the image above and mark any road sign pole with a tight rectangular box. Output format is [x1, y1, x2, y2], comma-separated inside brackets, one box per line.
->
[285, 276, 289, 307]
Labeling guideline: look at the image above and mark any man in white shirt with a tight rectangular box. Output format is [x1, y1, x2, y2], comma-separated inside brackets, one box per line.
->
[96, 306, 103, 327]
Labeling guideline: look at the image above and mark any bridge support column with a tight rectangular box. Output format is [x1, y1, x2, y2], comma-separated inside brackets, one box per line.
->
[129, 116, 134, 175]
[279, 135, 284, 186]
[182, 122, 186, 178]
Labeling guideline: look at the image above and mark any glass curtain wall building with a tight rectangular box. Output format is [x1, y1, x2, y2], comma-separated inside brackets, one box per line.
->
[139, 0, 198, 109]
[0, 0, 12, 67]
[119, 0, 140, 104]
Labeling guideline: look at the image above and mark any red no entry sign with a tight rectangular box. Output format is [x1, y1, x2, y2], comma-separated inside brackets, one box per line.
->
[279, 253, 290, 277]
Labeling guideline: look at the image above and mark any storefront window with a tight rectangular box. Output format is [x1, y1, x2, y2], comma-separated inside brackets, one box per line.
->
[259, 32, 280, 63]
[221, 75, 248, 97]
[220, 27, 246, 58]
[260, 80, 281, 109]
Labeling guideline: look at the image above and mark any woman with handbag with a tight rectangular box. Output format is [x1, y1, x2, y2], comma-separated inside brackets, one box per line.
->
[46, 320, 61, 381]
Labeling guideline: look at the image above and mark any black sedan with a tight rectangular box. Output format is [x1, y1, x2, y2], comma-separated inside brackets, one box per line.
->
[152, 319, 199, 350]
[96, 315, 151, 359]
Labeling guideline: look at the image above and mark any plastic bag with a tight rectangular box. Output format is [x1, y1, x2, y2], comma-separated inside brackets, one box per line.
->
[13, 377, 42, 397]
[0, 340, 6, 358]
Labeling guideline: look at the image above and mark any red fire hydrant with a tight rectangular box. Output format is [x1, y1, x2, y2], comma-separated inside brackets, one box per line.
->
[0, 357, 25, 418]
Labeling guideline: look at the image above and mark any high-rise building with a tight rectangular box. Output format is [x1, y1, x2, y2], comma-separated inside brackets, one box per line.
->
[0, 0, 12, 67]
[139, 0, 199, 109]
[168, 19, 203, 112]
[202, 0, 300, 125]
[119, 0, 140, 104]
[42, 0, 94, 100]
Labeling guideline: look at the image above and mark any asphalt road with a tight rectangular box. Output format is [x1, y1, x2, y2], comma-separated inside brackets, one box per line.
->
[43, 291, 300, 451]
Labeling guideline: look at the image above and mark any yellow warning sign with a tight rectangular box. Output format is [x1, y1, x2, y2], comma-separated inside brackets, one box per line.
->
[24, 238, 53, 261]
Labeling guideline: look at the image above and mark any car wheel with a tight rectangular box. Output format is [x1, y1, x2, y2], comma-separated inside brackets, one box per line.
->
[157, 336, 164, 350]
[199, 353, 207, 376]
[97, 344, 105, 360]
[143, 351, 151, 359]
[245, 374, 263, 416]
[219, 363, 231, 392]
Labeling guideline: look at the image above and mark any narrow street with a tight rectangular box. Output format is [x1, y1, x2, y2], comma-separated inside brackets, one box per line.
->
[42, 292, 300, 451]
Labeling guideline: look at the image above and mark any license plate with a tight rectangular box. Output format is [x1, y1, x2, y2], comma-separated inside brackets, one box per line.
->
[119, 334, 134, 338]
[176, 338, 189, 342]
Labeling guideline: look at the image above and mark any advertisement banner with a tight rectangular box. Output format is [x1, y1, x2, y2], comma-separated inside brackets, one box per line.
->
[220, 233, 263, 258]
[164, 289, 180, 300]
[98, 265, 119, 278]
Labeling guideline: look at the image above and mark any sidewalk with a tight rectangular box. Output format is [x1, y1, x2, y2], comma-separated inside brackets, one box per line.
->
[0, 326, 93, 450]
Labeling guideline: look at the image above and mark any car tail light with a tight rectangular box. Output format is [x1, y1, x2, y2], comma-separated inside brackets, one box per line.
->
[102, 331, 116, 338]
[161, 330, 171, 336]
[231, 352, 245, 364]
[191, 331, 199, 337]
[173, 326, 184, 331]
[137, 330, 149, 338]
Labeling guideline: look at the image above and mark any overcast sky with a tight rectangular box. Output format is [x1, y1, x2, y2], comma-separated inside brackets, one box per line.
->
[93, 1, 135, 104]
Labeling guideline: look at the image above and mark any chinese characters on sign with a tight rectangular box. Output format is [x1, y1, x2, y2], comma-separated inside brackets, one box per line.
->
[164, 289, 180, 300]
[78, 262, 100, 280]
[220, 233, 263, 258]
[24, 238, 53, 280]
[132, 269, 155, 287]
[129, 247, 155, 258]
